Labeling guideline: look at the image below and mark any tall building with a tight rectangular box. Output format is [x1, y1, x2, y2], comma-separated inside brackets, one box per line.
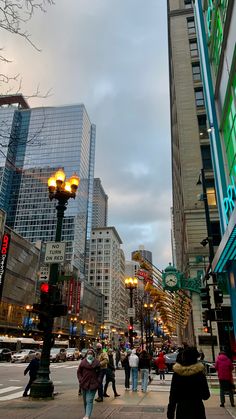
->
[167, 0, 220, 354]
[0, 96, 96, 278]
[132, 245, 152, 265]
[88, 227, 126, 332]
[194, 1, 236, 340]
[92, 178, 108, 228]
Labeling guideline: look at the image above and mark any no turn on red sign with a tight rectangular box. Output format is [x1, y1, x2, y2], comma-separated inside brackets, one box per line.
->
[44, 242, 66, 264]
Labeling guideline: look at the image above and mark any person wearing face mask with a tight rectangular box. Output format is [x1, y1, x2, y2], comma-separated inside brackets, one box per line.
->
[77, 349, 101, 419]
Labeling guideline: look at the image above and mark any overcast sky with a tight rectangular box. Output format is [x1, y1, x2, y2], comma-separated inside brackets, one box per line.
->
[1, 0, 172, 269]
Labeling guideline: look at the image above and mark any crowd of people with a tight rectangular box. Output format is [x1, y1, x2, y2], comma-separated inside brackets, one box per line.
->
[22, 343, 235, 419]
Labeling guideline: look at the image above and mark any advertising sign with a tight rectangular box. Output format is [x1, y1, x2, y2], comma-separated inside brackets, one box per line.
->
[76, 281, 81, 315]
[0, 233, 11, 300]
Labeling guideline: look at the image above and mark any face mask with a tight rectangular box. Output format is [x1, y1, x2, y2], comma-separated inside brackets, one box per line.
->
[87, 354, 94, 364]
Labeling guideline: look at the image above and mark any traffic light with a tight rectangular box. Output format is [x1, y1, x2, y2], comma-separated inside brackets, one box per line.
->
[214, 289, 223, 306]
[202, 310, 208, 327]
[128, 325, 133, 331]
[200, 286, 211, 309]
[203, 326, 211, 333]
[40, 282, 50, 305]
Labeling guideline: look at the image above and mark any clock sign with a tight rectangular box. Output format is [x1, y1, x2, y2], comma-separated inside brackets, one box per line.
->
[162, 264, 180, 291]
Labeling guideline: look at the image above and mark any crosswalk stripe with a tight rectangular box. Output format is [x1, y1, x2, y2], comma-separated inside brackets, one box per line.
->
[0, 390, 24, 401]
[0, 386, 22, 395]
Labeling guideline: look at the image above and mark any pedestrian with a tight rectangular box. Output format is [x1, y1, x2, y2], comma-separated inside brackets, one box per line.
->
[95, 342, 108, 402]
[122, 349, 131, 390]
[78, 348, 88, 396]
[198, 348, 205, 361]
[129, 348, 139, 392]
[138, 349, 151, 392]
[77, 348, 100, 419]
[215, 350, 235, 408]
[155, 351, 167, 382]
[115, 348, 121, 369]
[23, 352, 41, 397]
[103, 348, 120, 397]
[167, 346, 210, 419]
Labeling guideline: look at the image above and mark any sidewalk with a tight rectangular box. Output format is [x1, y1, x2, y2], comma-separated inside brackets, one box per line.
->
[0, 384, 236, 419]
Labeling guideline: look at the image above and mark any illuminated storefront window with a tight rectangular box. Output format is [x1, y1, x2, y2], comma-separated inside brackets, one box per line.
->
[222, 73, 236, 178]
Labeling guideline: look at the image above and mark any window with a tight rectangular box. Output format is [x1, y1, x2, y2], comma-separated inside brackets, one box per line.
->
[205, 179, 217, 206]
[198, 115, 208, 139]
[187, 17, 196, 35]
[189, 39, 198, 57]
[192, 63, 201, 81]
[195, 88, 205, 107]
[184, 0, 192, 8]
[201, 145, 212, 170]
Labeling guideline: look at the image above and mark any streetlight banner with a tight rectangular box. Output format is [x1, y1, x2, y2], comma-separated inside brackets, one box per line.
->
[76, 281, 81, 315]
[68, 278, 75, 310]
[0, 233, 11, 301]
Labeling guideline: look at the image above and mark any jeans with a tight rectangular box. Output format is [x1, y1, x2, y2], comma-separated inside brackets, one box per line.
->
[82, 389, 96, 417]
[141, 369, 149, 392]
[159, 369, 165, 380]
[24, 376, 36, 396]
[131, 367, 138, 391]
[97, 368, 107, 399]
[219, 380, 234, 406]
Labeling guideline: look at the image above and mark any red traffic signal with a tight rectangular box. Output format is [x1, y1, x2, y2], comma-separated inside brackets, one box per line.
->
[203, 326, 210, 333]
[40, 283, 49, 293]
[128, 325, 133, 330]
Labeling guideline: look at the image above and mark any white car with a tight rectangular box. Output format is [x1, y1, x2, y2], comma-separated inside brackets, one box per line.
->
[11, 349, 36, 363]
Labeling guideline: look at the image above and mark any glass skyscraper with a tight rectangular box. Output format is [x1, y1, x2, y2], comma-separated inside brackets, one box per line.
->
[0, 98, 96, 277]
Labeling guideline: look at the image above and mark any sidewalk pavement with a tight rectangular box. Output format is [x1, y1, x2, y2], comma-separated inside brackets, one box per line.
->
[1, 384, 236, 419]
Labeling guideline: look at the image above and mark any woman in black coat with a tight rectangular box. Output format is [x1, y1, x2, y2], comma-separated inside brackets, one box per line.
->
[167, 347, 210, 419]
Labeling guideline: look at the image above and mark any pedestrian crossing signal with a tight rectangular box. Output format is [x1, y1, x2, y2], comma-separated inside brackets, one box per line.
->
[203, 326, 210, 333]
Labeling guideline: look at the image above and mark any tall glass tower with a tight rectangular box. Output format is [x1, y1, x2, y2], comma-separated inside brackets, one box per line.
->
[0, 98, 96, 277]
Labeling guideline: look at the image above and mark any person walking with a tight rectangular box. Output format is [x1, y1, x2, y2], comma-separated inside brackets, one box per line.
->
[115, 348, 121, 369]
[103, 348, 120, 397]
[23, 352, 41, 397]
[77, 348, 100, 419]
[122, 349, 131, 390]
[95, 342, 108, 402]
[155, 351, 167, 382]
[215, 350, 235, 408]
[129, 348, 139, 392]
[167, 346, 210, 419]
[139, 349, 151, 392]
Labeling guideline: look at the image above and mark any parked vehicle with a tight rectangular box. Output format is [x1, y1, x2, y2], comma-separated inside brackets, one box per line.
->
[0, 348, 12, 362]
[11, 349, 36, 363]
[50, 348, 66, 363]
[66, 347, 80, 361]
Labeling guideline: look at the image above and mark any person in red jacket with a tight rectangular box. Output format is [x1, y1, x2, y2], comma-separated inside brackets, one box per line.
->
[155, 351, 167, 382]
[77, 349, 101, 419]
[215, 350, 235, 407]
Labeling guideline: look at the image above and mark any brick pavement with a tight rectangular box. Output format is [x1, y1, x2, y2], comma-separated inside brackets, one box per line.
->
[0, 384, 236, 419]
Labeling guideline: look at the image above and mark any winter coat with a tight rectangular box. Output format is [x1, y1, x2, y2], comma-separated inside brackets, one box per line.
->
[24, 358, 40, 379]
[138, 353, 151, 370]
[106, 353, 116, 380]
[155, 352, 167, 371]
[129, 350, 139, 368]
[122, 354, 131, 370]
[215, 353, 234, 381]
[77, 358, 100, 391]
[167, 362, 210, 419]
[96, 350, 108, 369]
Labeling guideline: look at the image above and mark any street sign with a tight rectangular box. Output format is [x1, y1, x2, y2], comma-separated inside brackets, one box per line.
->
[127, 308, 135, 317]
[44, 242, 66, 264]
[39, 264, 50, 281]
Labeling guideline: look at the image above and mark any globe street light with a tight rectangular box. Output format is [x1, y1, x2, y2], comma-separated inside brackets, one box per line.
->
[80, 320, 87, 349]
[30, 169, 80, 399]
[125, 276, 138, 348]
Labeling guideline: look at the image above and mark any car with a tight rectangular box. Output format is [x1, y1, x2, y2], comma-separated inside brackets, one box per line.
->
[50, 348, 66, 363]
[0, 348, 12, 362]
[11, 349, 36, 363]
[66, 348, 80, 361]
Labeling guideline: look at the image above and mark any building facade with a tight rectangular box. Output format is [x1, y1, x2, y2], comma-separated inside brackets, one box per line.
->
[167, 0, 221, 356]
[92, 178, 108, 228]
[194, 0, 236, 343]
[88, 227, 126, 335]
[0, 97, 96, 278]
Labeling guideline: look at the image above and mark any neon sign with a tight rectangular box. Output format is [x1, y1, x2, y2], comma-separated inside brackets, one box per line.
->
[0, 233, 11, 300]
[223, 165, 236, 224]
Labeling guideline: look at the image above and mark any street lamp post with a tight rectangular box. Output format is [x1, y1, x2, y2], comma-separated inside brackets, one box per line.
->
[80, 320, 87, 349]
[144, 303, 153, 354]
[125, 277, 138, 348]
[30, 169, 80, 399]
[70, 317, 77, 347]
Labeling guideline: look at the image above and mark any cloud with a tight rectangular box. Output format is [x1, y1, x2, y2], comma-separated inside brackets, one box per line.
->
[1, 0, 171, 268]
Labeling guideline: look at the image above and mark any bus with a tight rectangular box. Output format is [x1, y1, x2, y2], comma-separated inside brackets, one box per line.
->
[0, 336, 69, 352]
